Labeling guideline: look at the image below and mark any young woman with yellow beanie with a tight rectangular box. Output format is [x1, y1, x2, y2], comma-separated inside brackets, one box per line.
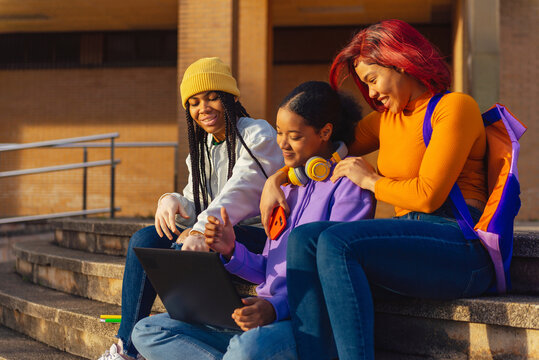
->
[97, 57, 283, 360]
[130, 81, 374, 360]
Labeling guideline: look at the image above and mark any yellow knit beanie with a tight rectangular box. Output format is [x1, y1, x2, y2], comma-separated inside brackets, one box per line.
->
[180, 57, 240, 109]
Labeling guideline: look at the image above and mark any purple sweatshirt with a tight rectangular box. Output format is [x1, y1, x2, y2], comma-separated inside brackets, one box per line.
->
[223, 168, 375, 321]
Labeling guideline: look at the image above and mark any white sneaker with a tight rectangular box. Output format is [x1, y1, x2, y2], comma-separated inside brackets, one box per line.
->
[97, 340, 145, 360]
[97, 343, 126, 360]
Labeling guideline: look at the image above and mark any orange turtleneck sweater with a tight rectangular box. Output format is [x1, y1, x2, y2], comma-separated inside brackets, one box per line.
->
[349, 92, 487, 217]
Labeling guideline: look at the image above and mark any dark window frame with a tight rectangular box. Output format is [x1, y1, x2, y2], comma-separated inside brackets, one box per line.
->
[0, 30, 177, 70]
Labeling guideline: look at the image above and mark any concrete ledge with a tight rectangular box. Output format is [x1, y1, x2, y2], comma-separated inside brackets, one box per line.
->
[510, 229, 539, 294]
[0, 262, 120, 359]
[13, 241, 125, 279]
[511, 257, 539, 294]
[3, 254, 538, 359]
[0, 221, 54, 263]
[55, 229, 130, 256]
[49, 218, 153, 237]
[375, 295, 539, 330]
[374, 294, 539, 358]
[513, 230, 539, 258]
[375, 312, 539, 359]
[12, 241, 166, 312]
[12, 241, 256, 307]
[0, 221, 53, 238]
[0, 325, 85, 360]
[50, 217, 153, 256]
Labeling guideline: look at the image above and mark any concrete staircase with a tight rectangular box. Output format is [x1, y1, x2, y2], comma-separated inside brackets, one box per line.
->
[0, 218, 538, 359]
[0, 221, 54, 263]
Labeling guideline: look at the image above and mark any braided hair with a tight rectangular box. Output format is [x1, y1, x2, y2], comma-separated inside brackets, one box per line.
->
[185, 91, 268, 215]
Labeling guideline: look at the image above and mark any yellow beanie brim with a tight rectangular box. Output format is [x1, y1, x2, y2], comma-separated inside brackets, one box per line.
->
[180, 57, 240, 108]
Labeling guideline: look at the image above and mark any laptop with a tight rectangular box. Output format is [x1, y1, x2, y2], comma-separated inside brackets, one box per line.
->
[133, 247, 244, 330]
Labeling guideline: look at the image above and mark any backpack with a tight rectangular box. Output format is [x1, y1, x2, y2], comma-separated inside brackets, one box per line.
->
[423, 92, 527, 294]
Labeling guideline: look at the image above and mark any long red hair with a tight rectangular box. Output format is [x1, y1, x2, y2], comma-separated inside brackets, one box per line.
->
[329, 19, 451, 111]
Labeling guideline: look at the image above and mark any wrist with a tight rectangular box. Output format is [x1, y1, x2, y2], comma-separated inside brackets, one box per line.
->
[158, 192, 180, 205]
[222, 242, 236, 260]
[367, 174, 382, 192]
[273, 168, 288, 185]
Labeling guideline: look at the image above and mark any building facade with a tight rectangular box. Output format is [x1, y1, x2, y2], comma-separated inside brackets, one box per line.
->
[0, 0, 537, 220]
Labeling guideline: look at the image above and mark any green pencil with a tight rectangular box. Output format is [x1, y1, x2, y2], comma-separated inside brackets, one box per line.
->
[100, 318, 121, 323]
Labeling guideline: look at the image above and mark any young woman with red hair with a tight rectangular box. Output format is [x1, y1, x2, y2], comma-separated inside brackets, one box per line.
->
[260, 19, 494, 360]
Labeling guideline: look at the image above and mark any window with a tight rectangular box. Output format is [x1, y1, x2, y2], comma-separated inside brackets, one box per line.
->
[0, 30, 177, 69]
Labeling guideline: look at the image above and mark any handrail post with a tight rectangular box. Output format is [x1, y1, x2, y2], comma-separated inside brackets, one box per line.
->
[110, 137, 115, 218]
[83, 147, 88, 217]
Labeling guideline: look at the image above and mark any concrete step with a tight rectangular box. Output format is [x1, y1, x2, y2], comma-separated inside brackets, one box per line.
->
[375, 294, 539, 359]
[0, 221, 53, 236]
[34, 217, 539, 296]
[0, 260, 429, 360]
[47, 217, 539, 294]
[12, 240, 256, 309]
[0, 262, 121, 359]
[0, 221, 54, 263]
[5, 238, 539, 360]
[511, 228, 539, 294]
[4, 251, 539, 359]
[12, 240, 166, 312]
[0, 325, 85, 360]
[50, 217, 153, 256]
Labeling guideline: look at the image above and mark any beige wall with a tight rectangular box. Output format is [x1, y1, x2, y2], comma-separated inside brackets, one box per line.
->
[1, 0, 536, 222]
[0, 67, 178, 219]
[499, 0, 538, 221]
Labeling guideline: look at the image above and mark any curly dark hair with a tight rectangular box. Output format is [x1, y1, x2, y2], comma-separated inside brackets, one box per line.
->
[279, 81, 362, 146]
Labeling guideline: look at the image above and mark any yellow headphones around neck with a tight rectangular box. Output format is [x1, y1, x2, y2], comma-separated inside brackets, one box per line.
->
[288, 141, 348, 187]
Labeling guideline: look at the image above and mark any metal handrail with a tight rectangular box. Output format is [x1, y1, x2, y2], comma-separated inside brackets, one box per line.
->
[0, 133, 120, 224]
[0, 141, 178, 190]
[0, 160, 120, 178]
[0, 208, 121, 225]
[0, 133, 119, 152]
[0, 135, 179, 225]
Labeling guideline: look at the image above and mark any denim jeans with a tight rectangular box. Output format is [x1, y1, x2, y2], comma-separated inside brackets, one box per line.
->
[131, 313, 297, 360]
[117, 224, 266, 358]
[286, 207, 494, 360]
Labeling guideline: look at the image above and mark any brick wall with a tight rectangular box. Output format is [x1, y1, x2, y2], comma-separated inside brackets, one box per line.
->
[499, 0, 538, 220]
[176, 0, 237, 196]
[0, 67, 178, 219]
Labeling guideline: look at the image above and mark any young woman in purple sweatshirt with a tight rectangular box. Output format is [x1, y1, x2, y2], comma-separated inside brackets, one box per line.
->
[131, 81, 375, 360]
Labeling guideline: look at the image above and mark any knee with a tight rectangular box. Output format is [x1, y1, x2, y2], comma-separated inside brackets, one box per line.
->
[224, 336, 258, 360]
[288, 222, 335, 261]
[131, 317, 157, 353]
[316, 229, 350, 268]
[224, 329, 270, 360]
[128, 225, 170, 251]
[225, 326, 296, 360]
[129, 226, 154, 248]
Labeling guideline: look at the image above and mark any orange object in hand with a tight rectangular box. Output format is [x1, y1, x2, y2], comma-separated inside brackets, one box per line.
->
[269, 206, 286, 240]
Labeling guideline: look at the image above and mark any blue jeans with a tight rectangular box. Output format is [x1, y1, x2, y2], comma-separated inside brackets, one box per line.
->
[286, 208, 495, 360]
[117, 224, 266, 358]
[131, 313, 297, 360]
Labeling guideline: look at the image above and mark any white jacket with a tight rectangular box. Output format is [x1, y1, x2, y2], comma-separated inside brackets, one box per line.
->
[164, 117, 283, 234]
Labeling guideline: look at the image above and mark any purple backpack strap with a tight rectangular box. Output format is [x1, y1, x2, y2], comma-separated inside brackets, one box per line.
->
[422, 92, 478, 240]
